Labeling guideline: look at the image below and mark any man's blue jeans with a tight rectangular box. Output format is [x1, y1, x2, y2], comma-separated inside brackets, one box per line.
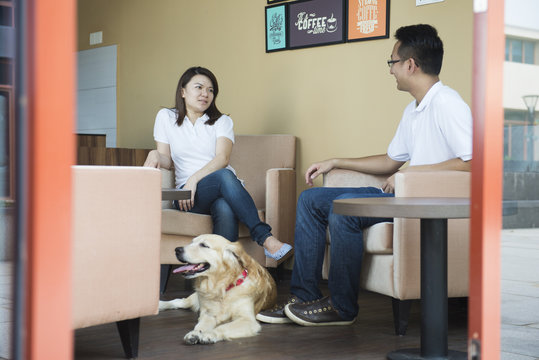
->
[290, 186, 394, 320]
[174, 169, 271, 246]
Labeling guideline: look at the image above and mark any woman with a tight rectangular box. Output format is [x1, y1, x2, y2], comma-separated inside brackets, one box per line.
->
[144, 66, 291, 260]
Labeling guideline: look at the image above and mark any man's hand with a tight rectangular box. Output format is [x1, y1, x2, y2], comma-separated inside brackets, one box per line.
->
[143, 150, 161, 168]
[381, 173, 396, 194]
[305, 160, 334, 186]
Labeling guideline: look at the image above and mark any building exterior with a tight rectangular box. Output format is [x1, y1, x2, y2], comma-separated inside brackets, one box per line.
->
[502, 0, 539, 228]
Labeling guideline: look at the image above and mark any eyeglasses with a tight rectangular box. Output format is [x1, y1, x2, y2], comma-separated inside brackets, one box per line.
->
[387, 59, 401, 68]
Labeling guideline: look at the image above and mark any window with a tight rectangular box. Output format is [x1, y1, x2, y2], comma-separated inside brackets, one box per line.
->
[0, 1, 14, 200]
[505, 37, 536, 64]
[0, 4, 13, 26]
[504, 109, 527, 161]
[0, 87, 12, 198]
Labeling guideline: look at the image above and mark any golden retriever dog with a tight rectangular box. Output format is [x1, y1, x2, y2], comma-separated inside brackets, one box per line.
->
[159, 234, 277, 345]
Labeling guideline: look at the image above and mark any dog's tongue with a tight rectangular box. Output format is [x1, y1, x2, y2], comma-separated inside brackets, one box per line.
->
[173, 264, 196, 274]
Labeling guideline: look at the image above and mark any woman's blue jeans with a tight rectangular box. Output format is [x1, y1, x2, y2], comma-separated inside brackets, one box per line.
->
[174, 169, 272, 246]
[290, 186, 394, 320]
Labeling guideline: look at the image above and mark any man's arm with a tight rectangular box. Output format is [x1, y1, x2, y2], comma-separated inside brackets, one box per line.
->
[305, 154, 405, 186]
[381, 158, 471, 193]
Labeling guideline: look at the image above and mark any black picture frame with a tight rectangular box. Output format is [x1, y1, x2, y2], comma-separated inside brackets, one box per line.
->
[287, 0, 346, 50]
[265, 3, 288, 52]
[346, 0, 390, 43]
[267, 0, 288, 4]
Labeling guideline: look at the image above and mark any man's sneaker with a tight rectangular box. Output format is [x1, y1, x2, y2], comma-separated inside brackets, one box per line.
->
[284, 296, 356, 326]
[256, 295, 301, 324]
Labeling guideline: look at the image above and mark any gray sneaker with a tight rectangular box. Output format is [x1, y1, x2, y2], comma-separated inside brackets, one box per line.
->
[256, 295, 301, 324]
[284, 296, 356, 326]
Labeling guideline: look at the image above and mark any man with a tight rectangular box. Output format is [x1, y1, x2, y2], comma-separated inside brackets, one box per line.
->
[256, 24, 472, 326]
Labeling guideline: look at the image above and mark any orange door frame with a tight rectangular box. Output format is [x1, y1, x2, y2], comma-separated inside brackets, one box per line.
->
[18, 1, 506, 359]
[25, 0, 76, 358]
[469, 1, 505, 359]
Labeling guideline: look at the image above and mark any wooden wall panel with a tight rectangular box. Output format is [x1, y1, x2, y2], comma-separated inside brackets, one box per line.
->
[76, 135, 151, 166]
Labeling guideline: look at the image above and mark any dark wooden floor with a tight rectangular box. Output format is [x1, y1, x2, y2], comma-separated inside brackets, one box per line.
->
[74, 272, 468, 360]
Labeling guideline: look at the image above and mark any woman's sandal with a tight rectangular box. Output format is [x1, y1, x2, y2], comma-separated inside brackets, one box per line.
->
[264, 243, 293, 261]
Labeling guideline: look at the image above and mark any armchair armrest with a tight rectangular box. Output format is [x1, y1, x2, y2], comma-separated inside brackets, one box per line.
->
[265, 168, 296, 266]
[394, 171, 471, 197]
[323, 169, 388, 188]
[72, 166, 161, 329]
[160, 168, 175, 209]
[392, 170, 471, 299]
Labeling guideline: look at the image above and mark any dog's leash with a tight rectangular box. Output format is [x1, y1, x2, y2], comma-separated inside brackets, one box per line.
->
[225, 269, 248, 292]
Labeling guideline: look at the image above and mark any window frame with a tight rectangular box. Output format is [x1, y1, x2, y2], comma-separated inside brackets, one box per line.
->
[0, 82, 14, 201]
[505, 36, 536, 64]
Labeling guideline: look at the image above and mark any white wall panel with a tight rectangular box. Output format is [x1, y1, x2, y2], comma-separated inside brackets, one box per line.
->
[77, 45, 117, 147]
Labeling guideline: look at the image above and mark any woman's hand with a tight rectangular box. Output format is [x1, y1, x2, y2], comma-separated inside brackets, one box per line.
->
[305, 159, 335, 186]
[143, 150, 162, 168]
[178, 176, 198, 211]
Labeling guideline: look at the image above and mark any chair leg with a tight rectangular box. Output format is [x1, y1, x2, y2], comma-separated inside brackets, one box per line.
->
[116, 318, 140, 359]
[160, 264, 172, 294]
[267, 264, 290, 283]
[392, 298, 412, 336]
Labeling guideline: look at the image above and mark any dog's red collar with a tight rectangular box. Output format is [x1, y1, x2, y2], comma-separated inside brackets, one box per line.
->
[226, 269, 248, 292]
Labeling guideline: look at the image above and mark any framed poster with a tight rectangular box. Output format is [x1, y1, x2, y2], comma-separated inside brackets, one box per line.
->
[267, 0, 288, 3]
[288, 0, 345, 50]
[265, 4, 288, 52]
[346, 0, 390, 42]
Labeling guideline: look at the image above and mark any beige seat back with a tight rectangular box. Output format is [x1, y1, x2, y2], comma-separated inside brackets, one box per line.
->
[72, 166, 161, 329]
[230, 135, 296, 209]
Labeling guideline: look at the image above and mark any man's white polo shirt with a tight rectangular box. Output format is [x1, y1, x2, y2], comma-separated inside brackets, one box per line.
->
[387, 81, 473, 166]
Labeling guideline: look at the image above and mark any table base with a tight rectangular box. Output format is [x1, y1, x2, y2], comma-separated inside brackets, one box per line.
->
[387, 348, 467, 360]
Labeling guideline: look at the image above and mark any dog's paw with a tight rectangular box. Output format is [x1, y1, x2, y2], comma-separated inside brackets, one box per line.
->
[159, 298, 188, 311]
[184, 330, 203, 345]
[195, 331, 219, 345]
[183, 330, 219, 345]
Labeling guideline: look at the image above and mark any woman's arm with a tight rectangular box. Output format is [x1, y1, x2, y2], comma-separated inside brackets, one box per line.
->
[188, 136, 233, 185]
[143, 141, 173, 169]
[179, 137, 233, 211]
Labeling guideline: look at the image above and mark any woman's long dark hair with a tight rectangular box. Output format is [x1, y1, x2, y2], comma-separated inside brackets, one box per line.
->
[173, 66, 223, 126]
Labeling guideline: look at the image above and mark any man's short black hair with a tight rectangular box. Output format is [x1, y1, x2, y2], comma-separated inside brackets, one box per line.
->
[395, 24, 444, 76]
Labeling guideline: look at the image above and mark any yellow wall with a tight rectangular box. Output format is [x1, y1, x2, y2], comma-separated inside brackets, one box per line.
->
[78, 0, 473, 193]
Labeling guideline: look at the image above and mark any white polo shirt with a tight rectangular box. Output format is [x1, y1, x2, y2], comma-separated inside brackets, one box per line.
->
[153, 108, 236, 187]
[387, 81, 472, 166]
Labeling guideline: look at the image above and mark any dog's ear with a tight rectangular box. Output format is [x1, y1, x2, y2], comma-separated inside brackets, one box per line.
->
[223, 243, 245, 269]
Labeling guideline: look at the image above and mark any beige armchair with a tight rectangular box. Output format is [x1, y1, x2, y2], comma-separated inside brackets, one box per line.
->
[160, 135, 296, 291]
[72, 166, 162, 358]
[322, 170, 470, 335]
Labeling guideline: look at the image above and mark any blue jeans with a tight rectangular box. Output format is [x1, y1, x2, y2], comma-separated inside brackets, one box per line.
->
[290, 186, 394, 320]
[174, 169, 272, 246]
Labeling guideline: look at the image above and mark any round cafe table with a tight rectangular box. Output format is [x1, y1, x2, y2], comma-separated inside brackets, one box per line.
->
[333, 197, 469, 360]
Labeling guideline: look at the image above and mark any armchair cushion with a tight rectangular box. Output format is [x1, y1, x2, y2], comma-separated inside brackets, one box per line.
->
[364, 222, 393, 254]
[161, 208, 265, 237]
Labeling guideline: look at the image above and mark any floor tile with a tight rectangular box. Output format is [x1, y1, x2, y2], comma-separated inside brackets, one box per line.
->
[501, 323, 539, 358]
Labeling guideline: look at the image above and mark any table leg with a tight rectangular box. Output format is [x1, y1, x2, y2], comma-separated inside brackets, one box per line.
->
[421, 218, 448, 356]
[387, 218, 466, 360]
